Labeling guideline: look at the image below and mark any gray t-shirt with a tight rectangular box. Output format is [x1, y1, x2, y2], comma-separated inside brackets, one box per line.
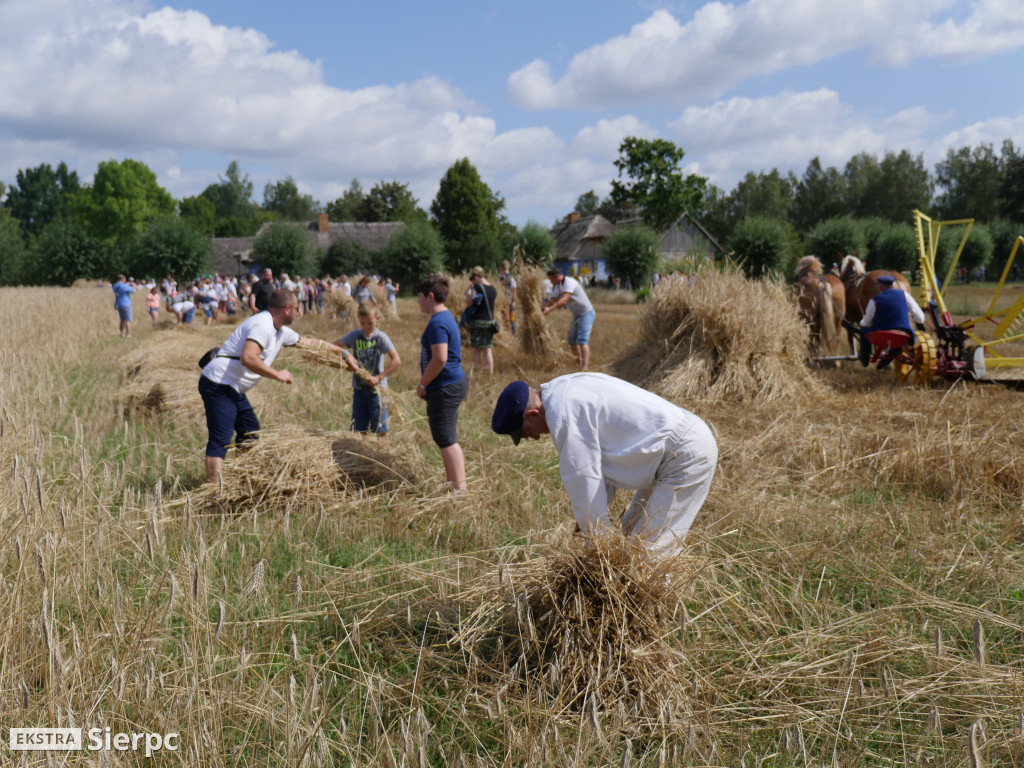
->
[340, 328, 395, 390]
[550, 275, 594, 317]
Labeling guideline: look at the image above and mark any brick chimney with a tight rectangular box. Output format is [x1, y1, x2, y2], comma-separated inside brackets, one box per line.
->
[568, 212, 580, 224]
[317, 212, 329, 233]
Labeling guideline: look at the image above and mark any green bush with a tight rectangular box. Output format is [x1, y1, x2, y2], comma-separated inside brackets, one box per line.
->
[987, 219, 1024, 277]
[322, 239, 373, 278]
[871, 222, 917, 274]
[379, 220, 444, 291]
[936, 223, 994, 277]
[0, 215, 28, 286]
[602, 223, 661, 290]
[729, 216, 791, 278]
[804, 217, 866, 264]
[251, 223, 318, 277]
[131, 216, 212, 283]
[517, 220, 556, 266]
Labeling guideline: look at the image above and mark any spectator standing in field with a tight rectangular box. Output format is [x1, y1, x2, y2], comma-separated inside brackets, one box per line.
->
[112, 274, 136, 338]
[340, 275, 352, 299]
[199, 289, 345, 483]
[250, 268, 276, 313]
[383, 278, 399, 316]
[354, 276, 376, 306]
[542, 267, 596, 370]
[147, 286, 161, 329]
[492, 373, 718, 556]
[416, 275, 468, 492]
[334, 302, 402, 438]
[464, 266, 499, 377]
[496, 259, 517, 334]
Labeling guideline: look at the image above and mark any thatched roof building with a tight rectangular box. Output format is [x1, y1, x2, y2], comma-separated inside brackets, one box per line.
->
[210, 214, 406, 275]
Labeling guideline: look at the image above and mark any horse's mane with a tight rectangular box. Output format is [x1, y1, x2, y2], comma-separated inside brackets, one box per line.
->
[795, 256, 823, 277]
[840, 255, 866, 279]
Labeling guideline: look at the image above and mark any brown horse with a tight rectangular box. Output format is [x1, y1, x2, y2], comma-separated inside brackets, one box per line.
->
[792, 256, 843, 356]
[837, 255, 912, 352]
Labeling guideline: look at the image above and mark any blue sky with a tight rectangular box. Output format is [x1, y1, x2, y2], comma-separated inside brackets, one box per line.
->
[1, 0, 1023, 227]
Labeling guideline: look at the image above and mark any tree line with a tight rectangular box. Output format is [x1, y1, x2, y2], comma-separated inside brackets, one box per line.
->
[0, 157, 562, 287]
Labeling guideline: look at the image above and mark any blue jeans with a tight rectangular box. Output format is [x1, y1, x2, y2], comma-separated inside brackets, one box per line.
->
[568, 309, 595, 345]
[351, 387, 388, 434]
[199, 376, 260, 458]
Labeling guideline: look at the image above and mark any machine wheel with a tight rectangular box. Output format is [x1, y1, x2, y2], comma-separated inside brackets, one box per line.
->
[894, 331, 938, 384]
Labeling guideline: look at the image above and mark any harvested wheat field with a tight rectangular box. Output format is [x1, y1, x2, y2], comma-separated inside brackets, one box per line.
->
[2, 274, 1024, 766]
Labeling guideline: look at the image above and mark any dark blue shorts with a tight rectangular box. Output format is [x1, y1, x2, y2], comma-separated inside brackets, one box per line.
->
[351, 387, 389, 434]
[198, 376, 260, 459]
[425, 375, 468, 449]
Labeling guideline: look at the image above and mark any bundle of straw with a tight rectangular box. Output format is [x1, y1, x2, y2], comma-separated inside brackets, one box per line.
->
[455, 532, 691, 720]
[516, 265, 573, 366]
[368, 280, 398, 321]
[291, 340, 378, 388]
[613, 267, 824, 405]
[120, 370, 199, 414]
[324, 290, 355, 323]
[192, 425, 417, 511]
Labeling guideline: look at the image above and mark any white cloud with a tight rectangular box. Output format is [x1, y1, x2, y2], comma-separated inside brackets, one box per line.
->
[506, 1, 1021, 110]
[669, 89, 933, 188]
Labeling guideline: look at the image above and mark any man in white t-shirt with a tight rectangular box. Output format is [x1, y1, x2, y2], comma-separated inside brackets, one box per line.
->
[542, 268, 596, 370]
[198, 288, 347, 482]
[492, 373, 717, 556]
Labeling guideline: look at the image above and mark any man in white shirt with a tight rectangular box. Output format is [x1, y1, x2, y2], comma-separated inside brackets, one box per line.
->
[542, 268, 596, 370]
[492, 373, 717, 556]
[198, 289, 348, 483]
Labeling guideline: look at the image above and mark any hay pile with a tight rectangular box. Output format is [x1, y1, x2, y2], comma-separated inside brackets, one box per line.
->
[613, 267, 824, 405]
[369, 280, 398, 321]
[454, 532, 692, 721]
[324, 289, 355, 322]
[516, 265, 573, 366]
[192, 425, 418, 511]
[118, 335, 207, 414]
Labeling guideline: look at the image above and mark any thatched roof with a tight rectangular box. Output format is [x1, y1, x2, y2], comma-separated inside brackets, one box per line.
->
[550, 214, 616, 262]
[209, 219, 406, 275]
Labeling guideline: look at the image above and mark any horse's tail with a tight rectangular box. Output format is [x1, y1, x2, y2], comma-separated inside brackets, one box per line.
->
[817, 279, 838, 354]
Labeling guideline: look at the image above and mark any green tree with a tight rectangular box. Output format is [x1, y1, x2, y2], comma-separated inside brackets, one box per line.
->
[132, 217, 212, 282]
[178, 195, 217, 236]
[322, 238, 373, 277]
[934, 143, 1001, 220]
[358, 180, 424, 223]
[263, 176, 318, 221]
[4, 162, 80, 238]
[999, 141, 1024, 220]
[844, 150, 931, 222]
[602, 223, 661, 290]
[430, 158, 504, 273]
[325, 178, 365, 222]
[729, 215, 793, 278]
[804, 217, 866, 264]
[791, 157, 848, 232]
[201, 161, 265, 236]
[574, 190, 599, 217]
[32, 218, 107, 285]
[0, 211, 28, 285]
[987, 219, 1024, 276]
[610, 137, 706, 231]
[251, 223, 318, 276]
[516, 220, 555, 265]
[379, 219, 443, 290]
[73, 159, 175, 244]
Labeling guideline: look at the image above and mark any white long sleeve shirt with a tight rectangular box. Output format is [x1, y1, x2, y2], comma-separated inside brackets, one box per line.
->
[542, 373, 703, 532]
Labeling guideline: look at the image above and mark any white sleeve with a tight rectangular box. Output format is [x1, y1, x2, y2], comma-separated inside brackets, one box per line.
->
[861, 299, 876, 328]
[556, 408, 612, 533]
[904, 291, 926, 324]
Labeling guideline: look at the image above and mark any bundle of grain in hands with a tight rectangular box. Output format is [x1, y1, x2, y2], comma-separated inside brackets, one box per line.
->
[455, 531, 692, 722]
[191, 425, 418, 512]
[613, 267, 824, 405]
